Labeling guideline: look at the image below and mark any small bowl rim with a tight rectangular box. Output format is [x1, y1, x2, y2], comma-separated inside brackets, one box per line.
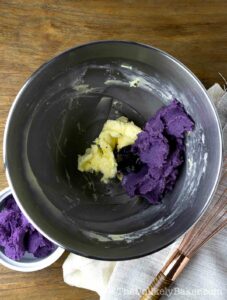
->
[0, 187, 65, 272]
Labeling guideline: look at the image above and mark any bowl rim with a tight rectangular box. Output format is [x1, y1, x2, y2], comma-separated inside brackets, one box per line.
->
[0, 187, 65, 272]
[3, 40, 223, 260]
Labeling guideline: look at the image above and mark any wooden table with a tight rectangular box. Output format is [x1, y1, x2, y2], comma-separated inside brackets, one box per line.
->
[0, 1, 227, 299]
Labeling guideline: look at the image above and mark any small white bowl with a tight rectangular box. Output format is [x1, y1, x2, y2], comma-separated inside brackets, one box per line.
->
[0, 187, 65, 272]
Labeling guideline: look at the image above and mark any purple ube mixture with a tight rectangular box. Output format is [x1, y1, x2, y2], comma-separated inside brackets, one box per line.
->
[0, 196, 56, 261]
[117, 100, 194, 203]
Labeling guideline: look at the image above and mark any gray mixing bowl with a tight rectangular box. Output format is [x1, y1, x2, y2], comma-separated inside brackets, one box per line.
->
[3, 41, 222, 260]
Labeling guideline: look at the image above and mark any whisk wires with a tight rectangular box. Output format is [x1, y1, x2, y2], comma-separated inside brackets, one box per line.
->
[179, 160, 227, 258]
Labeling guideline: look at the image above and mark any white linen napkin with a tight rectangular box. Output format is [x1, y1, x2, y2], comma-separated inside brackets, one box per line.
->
[63, 84, 227, 300]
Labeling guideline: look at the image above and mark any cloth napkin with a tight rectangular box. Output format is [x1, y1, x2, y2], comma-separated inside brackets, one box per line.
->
[63, 83, 227, 300]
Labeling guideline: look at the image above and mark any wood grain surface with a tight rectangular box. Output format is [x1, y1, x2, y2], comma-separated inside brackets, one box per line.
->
[0, 1, 227, 299]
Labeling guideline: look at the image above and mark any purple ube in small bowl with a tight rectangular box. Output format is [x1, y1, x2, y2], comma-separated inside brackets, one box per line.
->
[0, 195, 56, 261]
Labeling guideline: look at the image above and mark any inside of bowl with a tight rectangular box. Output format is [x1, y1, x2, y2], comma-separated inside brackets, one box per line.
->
[5, 42, 222, 259]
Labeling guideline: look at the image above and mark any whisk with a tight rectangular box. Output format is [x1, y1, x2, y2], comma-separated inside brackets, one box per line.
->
[140, 157, 227, 300]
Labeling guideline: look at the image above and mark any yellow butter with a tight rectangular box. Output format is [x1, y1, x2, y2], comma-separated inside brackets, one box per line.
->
[78, 117, 142, 183]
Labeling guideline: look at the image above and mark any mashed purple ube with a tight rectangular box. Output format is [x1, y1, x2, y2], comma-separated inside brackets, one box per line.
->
[118, 100, 194, 203]
[0, 196, 56, 261]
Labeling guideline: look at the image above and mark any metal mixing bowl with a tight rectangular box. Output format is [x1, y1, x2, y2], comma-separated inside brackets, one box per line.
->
[3, 41, 222, 260]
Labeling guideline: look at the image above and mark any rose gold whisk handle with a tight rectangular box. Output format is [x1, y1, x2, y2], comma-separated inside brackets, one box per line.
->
[140, 249, 190, 300]
[140, 271, 172, 300]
